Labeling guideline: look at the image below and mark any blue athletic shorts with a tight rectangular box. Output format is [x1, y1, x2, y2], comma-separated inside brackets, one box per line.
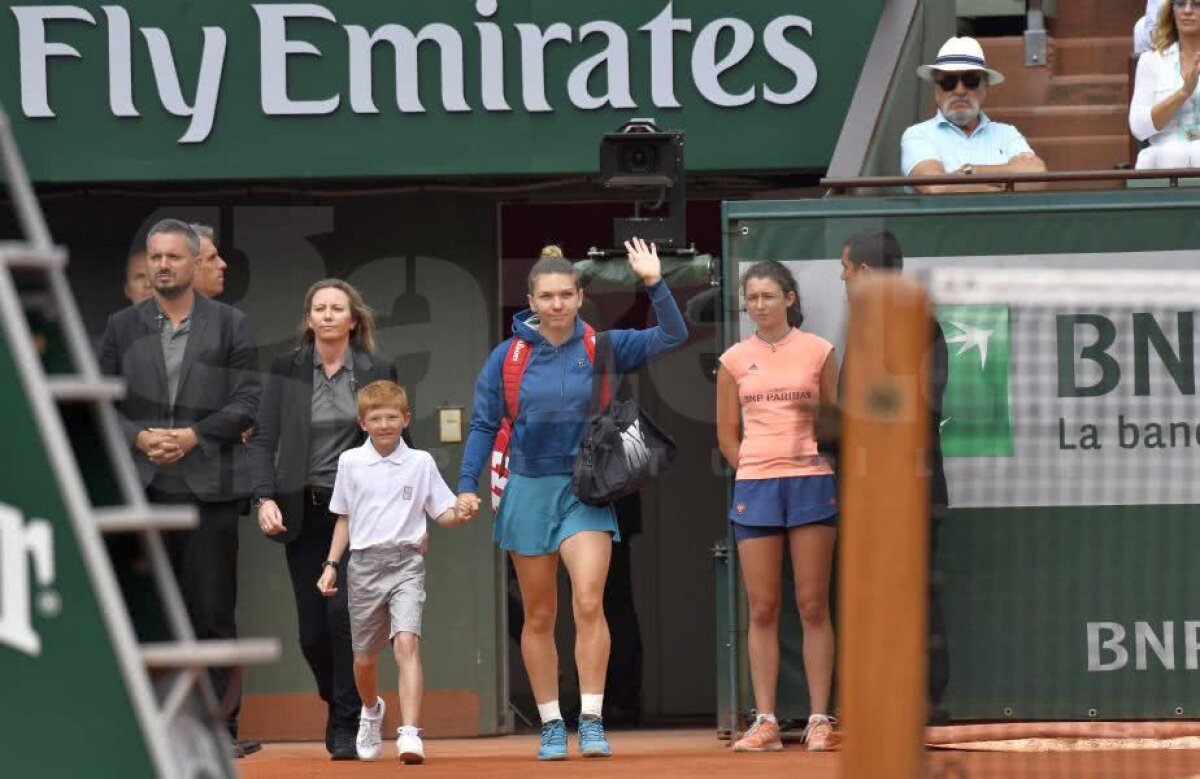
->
[495, 473, 619, 556]
[729, 475, 837, 541]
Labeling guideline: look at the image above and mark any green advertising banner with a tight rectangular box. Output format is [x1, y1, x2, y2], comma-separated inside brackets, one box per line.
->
[0, 0, 882, 182]
[724, 191, 1200, 720]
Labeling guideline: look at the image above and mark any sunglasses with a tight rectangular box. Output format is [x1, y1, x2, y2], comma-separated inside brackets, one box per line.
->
[1173, 0, 1199, 9]
[936, 71, 984, 91]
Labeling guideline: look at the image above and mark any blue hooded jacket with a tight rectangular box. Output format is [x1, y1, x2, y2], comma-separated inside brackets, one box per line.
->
[457, 280, 687, 493]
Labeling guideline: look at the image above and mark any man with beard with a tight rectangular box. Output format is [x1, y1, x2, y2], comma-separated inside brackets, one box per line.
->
[99, 218, 261, 756]
[901, 37, 1045, 194]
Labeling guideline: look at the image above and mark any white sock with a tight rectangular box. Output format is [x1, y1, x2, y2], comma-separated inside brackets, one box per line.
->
[397, 725, 420, 737]
[537, 700, 563, 723]
[362, 698, 382, 718]
[580, 693, 604, 719]
[757, 712, 777, 724]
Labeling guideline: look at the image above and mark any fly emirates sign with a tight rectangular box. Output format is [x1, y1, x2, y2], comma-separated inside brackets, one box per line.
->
[13, 1, 823, 144]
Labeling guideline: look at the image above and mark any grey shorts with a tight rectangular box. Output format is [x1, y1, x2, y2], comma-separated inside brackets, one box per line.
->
[347, 545, 426, 656]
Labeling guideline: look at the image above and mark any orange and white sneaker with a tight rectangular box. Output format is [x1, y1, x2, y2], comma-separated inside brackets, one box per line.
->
[732, 715, 783, 753]
[804, 714, 836, 752]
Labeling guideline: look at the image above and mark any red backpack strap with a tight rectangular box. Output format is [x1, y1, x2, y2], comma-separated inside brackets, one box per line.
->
[582, 324, 610, 410]
[501, 337, 533, 421]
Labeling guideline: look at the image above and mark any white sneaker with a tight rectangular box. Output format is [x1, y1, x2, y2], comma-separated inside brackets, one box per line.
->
[356, 698, 386, 761]
[397, 726, 425, 765]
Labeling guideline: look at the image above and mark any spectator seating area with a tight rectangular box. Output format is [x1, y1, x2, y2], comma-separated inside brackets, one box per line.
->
[966, 0, 1142, 173]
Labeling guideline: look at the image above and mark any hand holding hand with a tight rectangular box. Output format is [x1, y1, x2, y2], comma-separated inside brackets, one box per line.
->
[257, 500, 287, 536]
[168, 427, 200, 457]
[136, 428, 165, 457]
[624, 237, 662, 286]
[317, 567, 338, 597]
[456, 492, 480, 521]
[138, 428, 177, 466]
[144, 427, 199, 465]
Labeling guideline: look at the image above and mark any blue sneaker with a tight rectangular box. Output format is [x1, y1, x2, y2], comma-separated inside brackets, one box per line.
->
[537, 719, 568, 761]
[577, 716, 611, 758]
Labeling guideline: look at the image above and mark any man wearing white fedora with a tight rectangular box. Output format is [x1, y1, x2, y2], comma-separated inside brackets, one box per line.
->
[901, 36, 1046, 193]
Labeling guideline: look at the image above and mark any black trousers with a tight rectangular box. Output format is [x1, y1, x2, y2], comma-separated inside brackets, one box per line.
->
[929, 513, 949, 716]
[149, 489, 242, 737]
[284, 493, 360, 743]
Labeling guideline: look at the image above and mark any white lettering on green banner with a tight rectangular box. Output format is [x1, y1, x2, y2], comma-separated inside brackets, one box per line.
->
[0, 503, 57, 658]
[12, 2, 820, 144]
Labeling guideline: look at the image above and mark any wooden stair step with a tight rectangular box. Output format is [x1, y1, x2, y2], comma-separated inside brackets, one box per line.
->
[1028, 135, 1131, 171]
[1054, 37, 1138, 77]
[976, 36, 1030, 73]
[1046, 74, 1129, 104]
[1049, 0, 1143, 39]
[986, 104, 1128, 137]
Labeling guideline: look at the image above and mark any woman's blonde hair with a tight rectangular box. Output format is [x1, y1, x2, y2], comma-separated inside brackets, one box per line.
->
[539, 244, 564, 259]
[299, 278, 376, 353]
[1153, 0, 1181, 52]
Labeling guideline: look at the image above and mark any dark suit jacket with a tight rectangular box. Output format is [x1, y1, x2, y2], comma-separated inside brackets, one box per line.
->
[98, 295, 260, 501]
[247, 344, 399, 544]
[927, 319, 949, 511]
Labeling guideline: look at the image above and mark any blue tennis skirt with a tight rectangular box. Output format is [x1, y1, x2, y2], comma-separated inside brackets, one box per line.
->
[495, 473, 620, 556]
[729, 475, 838, 529]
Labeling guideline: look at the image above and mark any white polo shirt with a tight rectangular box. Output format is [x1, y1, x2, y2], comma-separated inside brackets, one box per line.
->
[329, 439, 457, 550]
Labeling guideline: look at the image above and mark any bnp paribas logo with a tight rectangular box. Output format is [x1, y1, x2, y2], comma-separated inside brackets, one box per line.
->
[937, 306, 1014, 457]
[0, 503, 58, 657]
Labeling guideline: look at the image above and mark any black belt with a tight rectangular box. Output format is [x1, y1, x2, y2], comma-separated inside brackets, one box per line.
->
[306, 486, 333, 506]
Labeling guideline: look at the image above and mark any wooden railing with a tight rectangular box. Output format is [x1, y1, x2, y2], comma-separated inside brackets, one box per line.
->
[821, 168, 1200, 195]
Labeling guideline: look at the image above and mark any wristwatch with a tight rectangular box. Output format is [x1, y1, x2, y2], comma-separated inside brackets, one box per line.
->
[251, 496, 272, 512]
[961, 163, 975, 175]
[321, 560, 340, 571]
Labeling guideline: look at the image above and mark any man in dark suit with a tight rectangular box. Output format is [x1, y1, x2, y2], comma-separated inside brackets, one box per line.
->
[836, 228, 950, 723]
[99, 218, 260, 750]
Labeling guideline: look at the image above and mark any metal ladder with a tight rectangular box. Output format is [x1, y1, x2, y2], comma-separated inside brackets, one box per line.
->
[0, 105, 278, 777]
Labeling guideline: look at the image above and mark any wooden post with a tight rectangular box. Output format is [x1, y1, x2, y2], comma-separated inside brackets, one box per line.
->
[839, 275, 930, 779]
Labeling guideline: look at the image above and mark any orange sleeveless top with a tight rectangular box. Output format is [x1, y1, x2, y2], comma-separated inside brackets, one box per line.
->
[719, 329, 834, 480]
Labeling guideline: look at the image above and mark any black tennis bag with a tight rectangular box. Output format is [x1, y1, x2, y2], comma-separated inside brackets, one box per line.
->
[572, 332, 677, 506]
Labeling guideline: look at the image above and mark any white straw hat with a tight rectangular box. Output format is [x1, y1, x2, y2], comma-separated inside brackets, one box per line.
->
[916, 36, 1005, 86]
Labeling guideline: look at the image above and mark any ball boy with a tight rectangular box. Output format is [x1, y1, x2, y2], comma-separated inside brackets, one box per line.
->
[317, 380, 468, 763]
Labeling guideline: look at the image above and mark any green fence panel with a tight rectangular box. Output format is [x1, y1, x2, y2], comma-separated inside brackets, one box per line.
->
[720, 190, 1200, 721]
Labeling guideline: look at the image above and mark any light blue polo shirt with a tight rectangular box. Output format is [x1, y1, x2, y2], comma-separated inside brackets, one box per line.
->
[900, 111, 1033, 175]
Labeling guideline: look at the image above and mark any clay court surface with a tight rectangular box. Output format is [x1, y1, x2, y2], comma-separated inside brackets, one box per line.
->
[239, 728, 1200, 778]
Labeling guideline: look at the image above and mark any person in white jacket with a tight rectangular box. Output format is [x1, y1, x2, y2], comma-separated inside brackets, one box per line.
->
[1129, 0, 1200, 168]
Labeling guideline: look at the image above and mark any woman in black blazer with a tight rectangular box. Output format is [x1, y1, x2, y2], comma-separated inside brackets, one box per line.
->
[247, 279, 404, 760]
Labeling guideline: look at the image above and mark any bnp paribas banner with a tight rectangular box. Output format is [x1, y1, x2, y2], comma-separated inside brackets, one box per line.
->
[763, 252, 1200, 509]
[0, 0, 882, 182]
[932, 265, 1200, 510]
